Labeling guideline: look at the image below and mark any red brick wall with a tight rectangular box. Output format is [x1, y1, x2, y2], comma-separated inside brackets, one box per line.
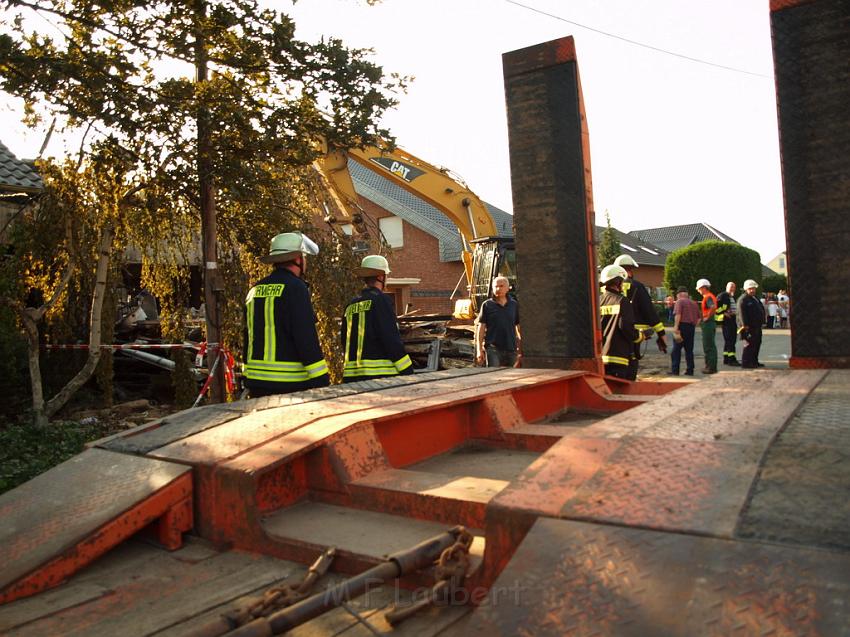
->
[360, 198, 466, 315]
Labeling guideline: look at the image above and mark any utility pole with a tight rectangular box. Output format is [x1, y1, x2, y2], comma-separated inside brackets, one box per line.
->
[195, 0, 226, 402]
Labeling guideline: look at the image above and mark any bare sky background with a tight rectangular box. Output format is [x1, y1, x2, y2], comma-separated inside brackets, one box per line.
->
[1, 0, 787, 263]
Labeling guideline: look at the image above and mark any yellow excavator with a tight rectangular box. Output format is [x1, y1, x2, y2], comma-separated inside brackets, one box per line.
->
[315, 141, 515, 319]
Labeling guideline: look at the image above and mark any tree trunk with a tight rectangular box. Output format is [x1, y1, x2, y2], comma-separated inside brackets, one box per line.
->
[22, 311, 48, 428]
[44, 224, 114, 419]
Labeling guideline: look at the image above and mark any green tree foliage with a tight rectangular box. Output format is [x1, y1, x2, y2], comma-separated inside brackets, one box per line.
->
[761, 273, 788, 294]
[0, 1, 403, 416]
[663, 240, 762, 299]
[597, 211, 620, 269]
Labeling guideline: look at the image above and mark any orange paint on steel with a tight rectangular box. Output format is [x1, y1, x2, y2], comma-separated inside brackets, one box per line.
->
[790, 356, 850, 369]
[770, 0, 819, 10]
[0, 473, 193, 604]
[374, 404, 471, 468]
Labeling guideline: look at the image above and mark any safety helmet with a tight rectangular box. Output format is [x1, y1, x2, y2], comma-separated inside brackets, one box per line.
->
[743, 279, 759, 290]
[614, 254, 638, 268]
[600, 264, 628, 285]
[696, 278, 711, 291]
[260, 232, 320, 264]
[353, 254, 391, 277]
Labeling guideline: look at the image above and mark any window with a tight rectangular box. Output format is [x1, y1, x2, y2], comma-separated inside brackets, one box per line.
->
[639, 246, 658, 255]
[379, 216, 404, 248]
[619, 243, 638, 252]
[779, 257, 785, 269]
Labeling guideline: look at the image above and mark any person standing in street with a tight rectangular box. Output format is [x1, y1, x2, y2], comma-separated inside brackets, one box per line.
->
[614, 254, 667, 380]
[341, 255, 414, 382]
[599, 265, 644, 379]
[243, 231, 329, 397]
[715, 281, 741, 366]
[670, 286, 700, 376]
[738, 279, 765, 369]
[475, 276, 522, 368]
[696, 278, 718, 374]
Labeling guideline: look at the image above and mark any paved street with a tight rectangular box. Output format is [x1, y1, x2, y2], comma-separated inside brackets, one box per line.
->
[637, 328, 792, 379]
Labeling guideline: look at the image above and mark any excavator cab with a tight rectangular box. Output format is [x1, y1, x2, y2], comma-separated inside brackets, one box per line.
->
[453, 237, 516, 320]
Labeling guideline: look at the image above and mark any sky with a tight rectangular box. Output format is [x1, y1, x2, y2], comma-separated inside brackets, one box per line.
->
[1, 0, 787, 263]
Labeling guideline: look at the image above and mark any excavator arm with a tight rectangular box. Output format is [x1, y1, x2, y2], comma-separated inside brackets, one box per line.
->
[315, 141, 512, 318]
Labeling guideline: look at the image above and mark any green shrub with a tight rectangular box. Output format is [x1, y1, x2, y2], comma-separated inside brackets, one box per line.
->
[664, 241, 762, 299]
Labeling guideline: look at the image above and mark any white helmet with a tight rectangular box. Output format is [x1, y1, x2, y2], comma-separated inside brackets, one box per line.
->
[743, 279, 759, 290]
[260, 231, 319, 264]
[696, 278, 711, 291]
[354, 254, 391, 277]
[614, 254, 638, 268]
[600, 264, 628, 285]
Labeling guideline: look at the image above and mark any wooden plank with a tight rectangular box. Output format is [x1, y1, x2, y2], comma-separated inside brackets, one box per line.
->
[0, 583, 108, 633]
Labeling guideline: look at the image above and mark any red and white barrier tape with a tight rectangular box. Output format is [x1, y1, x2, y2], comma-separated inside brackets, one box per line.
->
[42, 343, 201, 350]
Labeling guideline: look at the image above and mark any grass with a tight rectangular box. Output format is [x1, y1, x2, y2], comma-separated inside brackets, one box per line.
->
[0, 419, 126, 495]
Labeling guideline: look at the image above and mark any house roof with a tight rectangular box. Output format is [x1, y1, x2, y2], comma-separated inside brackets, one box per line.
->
[628, 223, 739, 253]
[594, 225, 668, 267]
[349, 159, 513, 262]
[0, 140, 43, 193]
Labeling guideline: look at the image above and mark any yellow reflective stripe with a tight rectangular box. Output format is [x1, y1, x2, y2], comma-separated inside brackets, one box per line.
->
[263, 297, 275, 361]
[304, 359, 328, 379]
[633, 333, 644, 343]
[344, 358, 398, 377]
[622, 281, 631, 295]
[249, 361, 313, 370]
[652, 322, 664, 333]
[602, 355, 630, 366]
[635, 323, 651, 329]
[357, 308, 366, 364]
[344, 310, 354, 367]
[345, 359, 395, 369]
[246, 297, 255, 361]
[600, 304, 620, 316]
[244, 367, 309, 382]
[394, 355, 413, 372]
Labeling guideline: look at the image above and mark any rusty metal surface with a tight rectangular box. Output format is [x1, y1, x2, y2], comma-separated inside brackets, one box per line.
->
[102, 368, 500, 455]
[738, 370, 850, 551]
[0, 448, 190, 600]
[149, 369, 547, 466]
[448, 517, 850, 637]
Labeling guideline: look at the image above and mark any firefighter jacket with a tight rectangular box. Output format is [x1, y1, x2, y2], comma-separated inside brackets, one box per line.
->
[600, 288, 643, 367]
[341, 286, 413, 381]
[737, 293, 765, 331]
[624, 278, 666, 336]
[243, 268, 329, 394]
[716, 291, 736, 323]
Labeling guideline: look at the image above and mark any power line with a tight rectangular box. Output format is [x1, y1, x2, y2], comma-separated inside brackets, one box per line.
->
[504, 0, 771, 79]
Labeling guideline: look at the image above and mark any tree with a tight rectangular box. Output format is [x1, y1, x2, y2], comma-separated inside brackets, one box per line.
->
[1, 0, 403, 420]
[597, 211, 620, 269]
[663, 240, 762, 298]
[762, 273, 788, 293]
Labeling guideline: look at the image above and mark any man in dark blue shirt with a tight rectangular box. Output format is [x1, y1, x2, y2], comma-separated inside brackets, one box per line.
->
[475, 276, 522, 368]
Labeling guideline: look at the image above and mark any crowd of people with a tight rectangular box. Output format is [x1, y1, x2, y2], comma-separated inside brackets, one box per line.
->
[600, 254, 786, 378]
[243, 231, 787, 399]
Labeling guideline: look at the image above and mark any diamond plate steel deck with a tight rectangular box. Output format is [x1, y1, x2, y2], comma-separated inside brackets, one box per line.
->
[447, 517, 850, 637]
[100, 368, 500, 455]
[0, 448, 191, 603]
[738, 370, 850, 550]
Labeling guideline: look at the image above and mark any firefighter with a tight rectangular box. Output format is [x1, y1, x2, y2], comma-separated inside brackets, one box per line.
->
[341, 255, 414, 382]
[600, 264, 644, 379]
[614, 254, 667, 380]
[737, 279, 765, 369]
[243, 232, 329, 397]
[715, 281, 741, 366]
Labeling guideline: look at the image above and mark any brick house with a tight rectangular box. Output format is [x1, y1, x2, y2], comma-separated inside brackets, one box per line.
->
[347, 160, 513, 315]
[595, 225, 668, 296]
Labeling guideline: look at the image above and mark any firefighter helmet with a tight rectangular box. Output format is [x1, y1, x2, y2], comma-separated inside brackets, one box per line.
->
[743, 279, 759, 290]
[354, 254, 391, 277]
[614, 254, 639, 268]
[696, 278, 711, 291]
[260, 232, 319, 264]
[600, 264, 628, 285]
